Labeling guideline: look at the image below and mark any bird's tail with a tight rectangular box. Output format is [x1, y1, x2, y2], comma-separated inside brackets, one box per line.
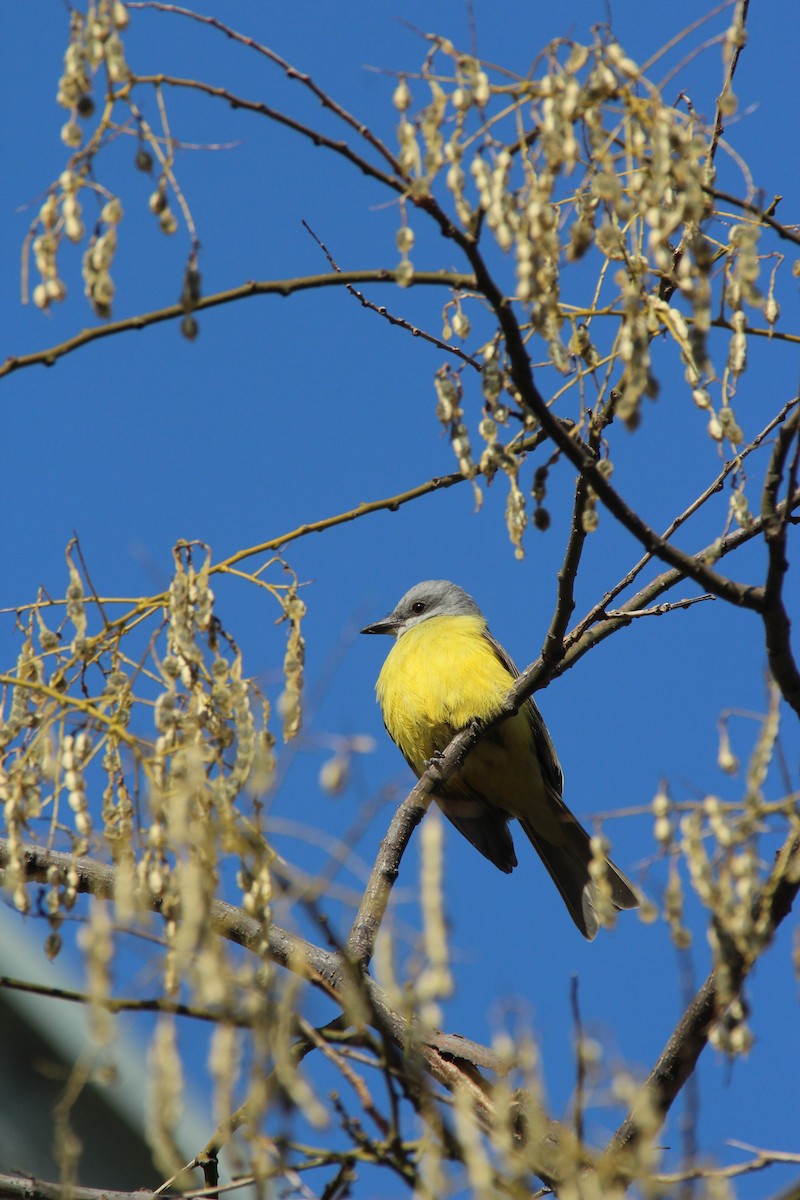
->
[519, 803, 639, 940]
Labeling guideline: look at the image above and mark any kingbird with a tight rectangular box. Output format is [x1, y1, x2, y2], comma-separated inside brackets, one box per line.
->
[361, 580, 639, 939]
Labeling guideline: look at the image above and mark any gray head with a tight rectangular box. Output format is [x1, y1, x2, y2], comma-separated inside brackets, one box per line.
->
[361, 580, 484, 639]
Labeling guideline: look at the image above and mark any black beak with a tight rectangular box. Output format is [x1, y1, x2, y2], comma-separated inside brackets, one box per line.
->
[360, 617, 398, 635]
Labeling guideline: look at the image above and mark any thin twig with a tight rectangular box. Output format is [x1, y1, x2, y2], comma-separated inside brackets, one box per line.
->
[601, 593, 715, 619]
[301, 219, 481, 371]
[0, 975, 250, 1026]
[541, 394, 617, 670]
[656, 1145, 800, 1185]
[708, 0, 750, 165]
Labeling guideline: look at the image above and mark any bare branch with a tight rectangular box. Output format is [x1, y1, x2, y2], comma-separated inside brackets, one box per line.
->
[601, 593, 716, 619]
[131, 74, 402, 191]
[345, 783, 431, 966]
[541, 395, 617, 670]
[706, 187, 800, 246]
[656, 1144, 800, 1186]
[128, 3, 402, 175]
[540, 466, 593, 669]
[1, 271, 475, 383]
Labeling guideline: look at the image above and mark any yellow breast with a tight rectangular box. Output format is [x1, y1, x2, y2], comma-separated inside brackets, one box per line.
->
[376, 614, 521, 773]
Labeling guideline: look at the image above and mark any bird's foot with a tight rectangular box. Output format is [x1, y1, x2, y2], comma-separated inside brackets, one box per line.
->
[423, 749, 446, 780]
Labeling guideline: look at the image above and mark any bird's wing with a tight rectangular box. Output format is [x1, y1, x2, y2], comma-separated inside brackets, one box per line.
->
[480, 628, 564, 798]
[479, 626, 639, 938]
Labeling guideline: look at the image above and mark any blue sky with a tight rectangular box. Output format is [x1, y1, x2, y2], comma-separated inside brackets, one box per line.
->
[2, 2, 799, 1195]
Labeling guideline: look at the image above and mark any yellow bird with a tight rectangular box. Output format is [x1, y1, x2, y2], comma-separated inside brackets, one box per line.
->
[361, 580, 639, 939]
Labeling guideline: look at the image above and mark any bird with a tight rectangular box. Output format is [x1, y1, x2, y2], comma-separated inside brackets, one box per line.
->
[361, 579, 639, 939]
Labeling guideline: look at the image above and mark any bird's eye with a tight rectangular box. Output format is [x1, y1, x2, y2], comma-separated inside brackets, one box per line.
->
[411, 601, 426, 614]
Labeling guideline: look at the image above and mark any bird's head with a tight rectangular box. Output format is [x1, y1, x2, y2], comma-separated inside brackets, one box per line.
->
[360, 579, 483, 639]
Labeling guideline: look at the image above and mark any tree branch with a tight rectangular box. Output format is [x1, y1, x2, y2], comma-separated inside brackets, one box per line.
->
[0, 975, 247, 1027]
[604, 829, 800, 1176]
[562, 488, 800, 675]
[1, 271, 475, 383]
[0, 840, 508, 1102]
[0, 1174, 163, 1200]
[301, 219, 482, 372]
[0, 840, 341, 988]
[706, 187, 800, 247]
[345, 782, 431, 967]
[540, 395, 617, 670]
[761, 404, 800, 716]
[128, 3, 402, 176]
[130, 74, 403, 191]
[708, 0, 750, 166]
